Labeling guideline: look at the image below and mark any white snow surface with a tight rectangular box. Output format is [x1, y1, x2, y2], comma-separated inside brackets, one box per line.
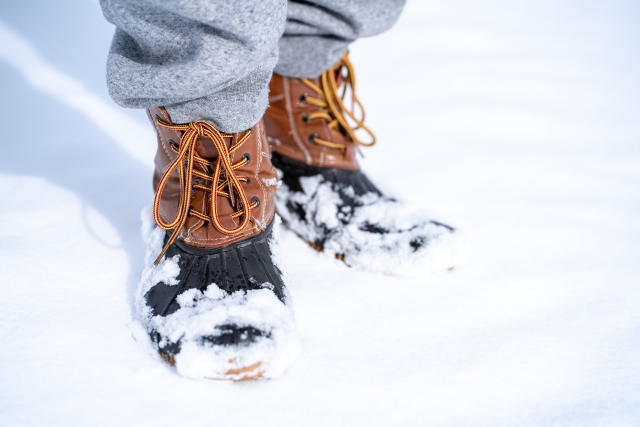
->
[136, 209, 300, 379]
[1, 0, 639, 426]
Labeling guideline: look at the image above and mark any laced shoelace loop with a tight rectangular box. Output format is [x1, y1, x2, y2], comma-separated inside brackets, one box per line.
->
[152, 119, 255, 264]
[300, 52, 376, 151]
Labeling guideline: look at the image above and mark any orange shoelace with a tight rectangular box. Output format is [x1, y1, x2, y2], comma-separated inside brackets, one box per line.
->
[300, 52, 376, 151]
[153, 120, 256, 264]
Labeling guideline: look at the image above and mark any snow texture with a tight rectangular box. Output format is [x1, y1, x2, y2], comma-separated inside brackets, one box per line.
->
[276, 174, 459, 274]
[136, 208, 300, 379]
[1, 0, 640, 426]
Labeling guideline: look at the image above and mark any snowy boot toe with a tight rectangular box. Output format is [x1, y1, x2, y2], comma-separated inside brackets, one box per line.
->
[137, 108, 299, 380]
[264, 53, 455, 274]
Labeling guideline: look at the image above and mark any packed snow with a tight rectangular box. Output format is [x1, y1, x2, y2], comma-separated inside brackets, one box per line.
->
[1, 0, 639, 426]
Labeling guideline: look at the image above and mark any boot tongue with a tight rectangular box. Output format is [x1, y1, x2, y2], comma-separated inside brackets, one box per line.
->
[334, 68, 345, 87]
[194, 135, 232, 160]
[193, 134, 238, 206]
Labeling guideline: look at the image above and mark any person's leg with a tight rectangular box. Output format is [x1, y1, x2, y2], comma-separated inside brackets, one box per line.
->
[265, 0, 456, 274]
[100, 0, 286, 132]
[100, 0, 299, 380]
[276, 0, 406, 78]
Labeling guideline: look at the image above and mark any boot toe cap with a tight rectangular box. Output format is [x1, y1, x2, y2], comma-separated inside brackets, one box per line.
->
[201, 324, 267, 347]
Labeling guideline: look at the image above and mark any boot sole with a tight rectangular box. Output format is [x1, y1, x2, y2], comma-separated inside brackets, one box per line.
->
[306, 237, 347, 264]
[281, 220, 349, 266]
[158, 351, 264, 381]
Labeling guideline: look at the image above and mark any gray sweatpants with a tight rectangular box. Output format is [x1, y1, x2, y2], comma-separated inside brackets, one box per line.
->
[100, 0, 406, 133]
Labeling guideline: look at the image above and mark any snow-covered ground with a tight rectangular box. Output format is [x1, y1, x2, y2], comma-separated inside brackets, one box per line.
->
[1, 0, 639, 425]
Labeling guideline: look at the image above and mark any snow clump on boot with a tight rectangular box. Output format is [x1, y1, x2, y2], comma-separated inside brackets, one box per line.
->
[275, 176, 458, 275]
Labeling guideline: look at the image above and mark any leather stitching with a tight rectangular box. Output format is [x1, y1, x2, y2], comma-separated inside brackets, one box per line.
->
[284, 78, 312, 164]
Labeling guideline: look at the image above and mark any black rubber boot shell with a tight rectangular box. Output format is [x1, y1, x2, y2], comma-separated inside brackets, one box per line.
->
[145, 220, 285, 358]
[271, 153, 454, 253]
[271, 152, 382, 198]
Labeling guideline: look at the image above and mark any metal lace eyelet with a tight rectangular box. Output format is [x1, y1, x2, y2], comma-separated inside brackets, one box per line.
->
[251, 196, 260, 207]
[301, 113, 310, 123]
[299, 93, 308, 104]
[244, 178, 251, 185]
[242, 153, 251, 165]
[308, 133, 318, 143]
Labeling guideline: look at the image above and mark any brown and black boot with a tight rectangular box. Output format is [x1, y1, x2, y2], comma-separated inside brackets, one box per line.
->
[264, 53, 455, 274]
[137, 107, 299, 380]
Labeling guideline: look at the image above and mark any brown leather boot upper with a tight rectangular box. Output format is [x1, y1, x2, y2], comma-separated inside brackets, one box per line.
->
[264, 53, 374, 171]
[148, 107, 277, 259]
